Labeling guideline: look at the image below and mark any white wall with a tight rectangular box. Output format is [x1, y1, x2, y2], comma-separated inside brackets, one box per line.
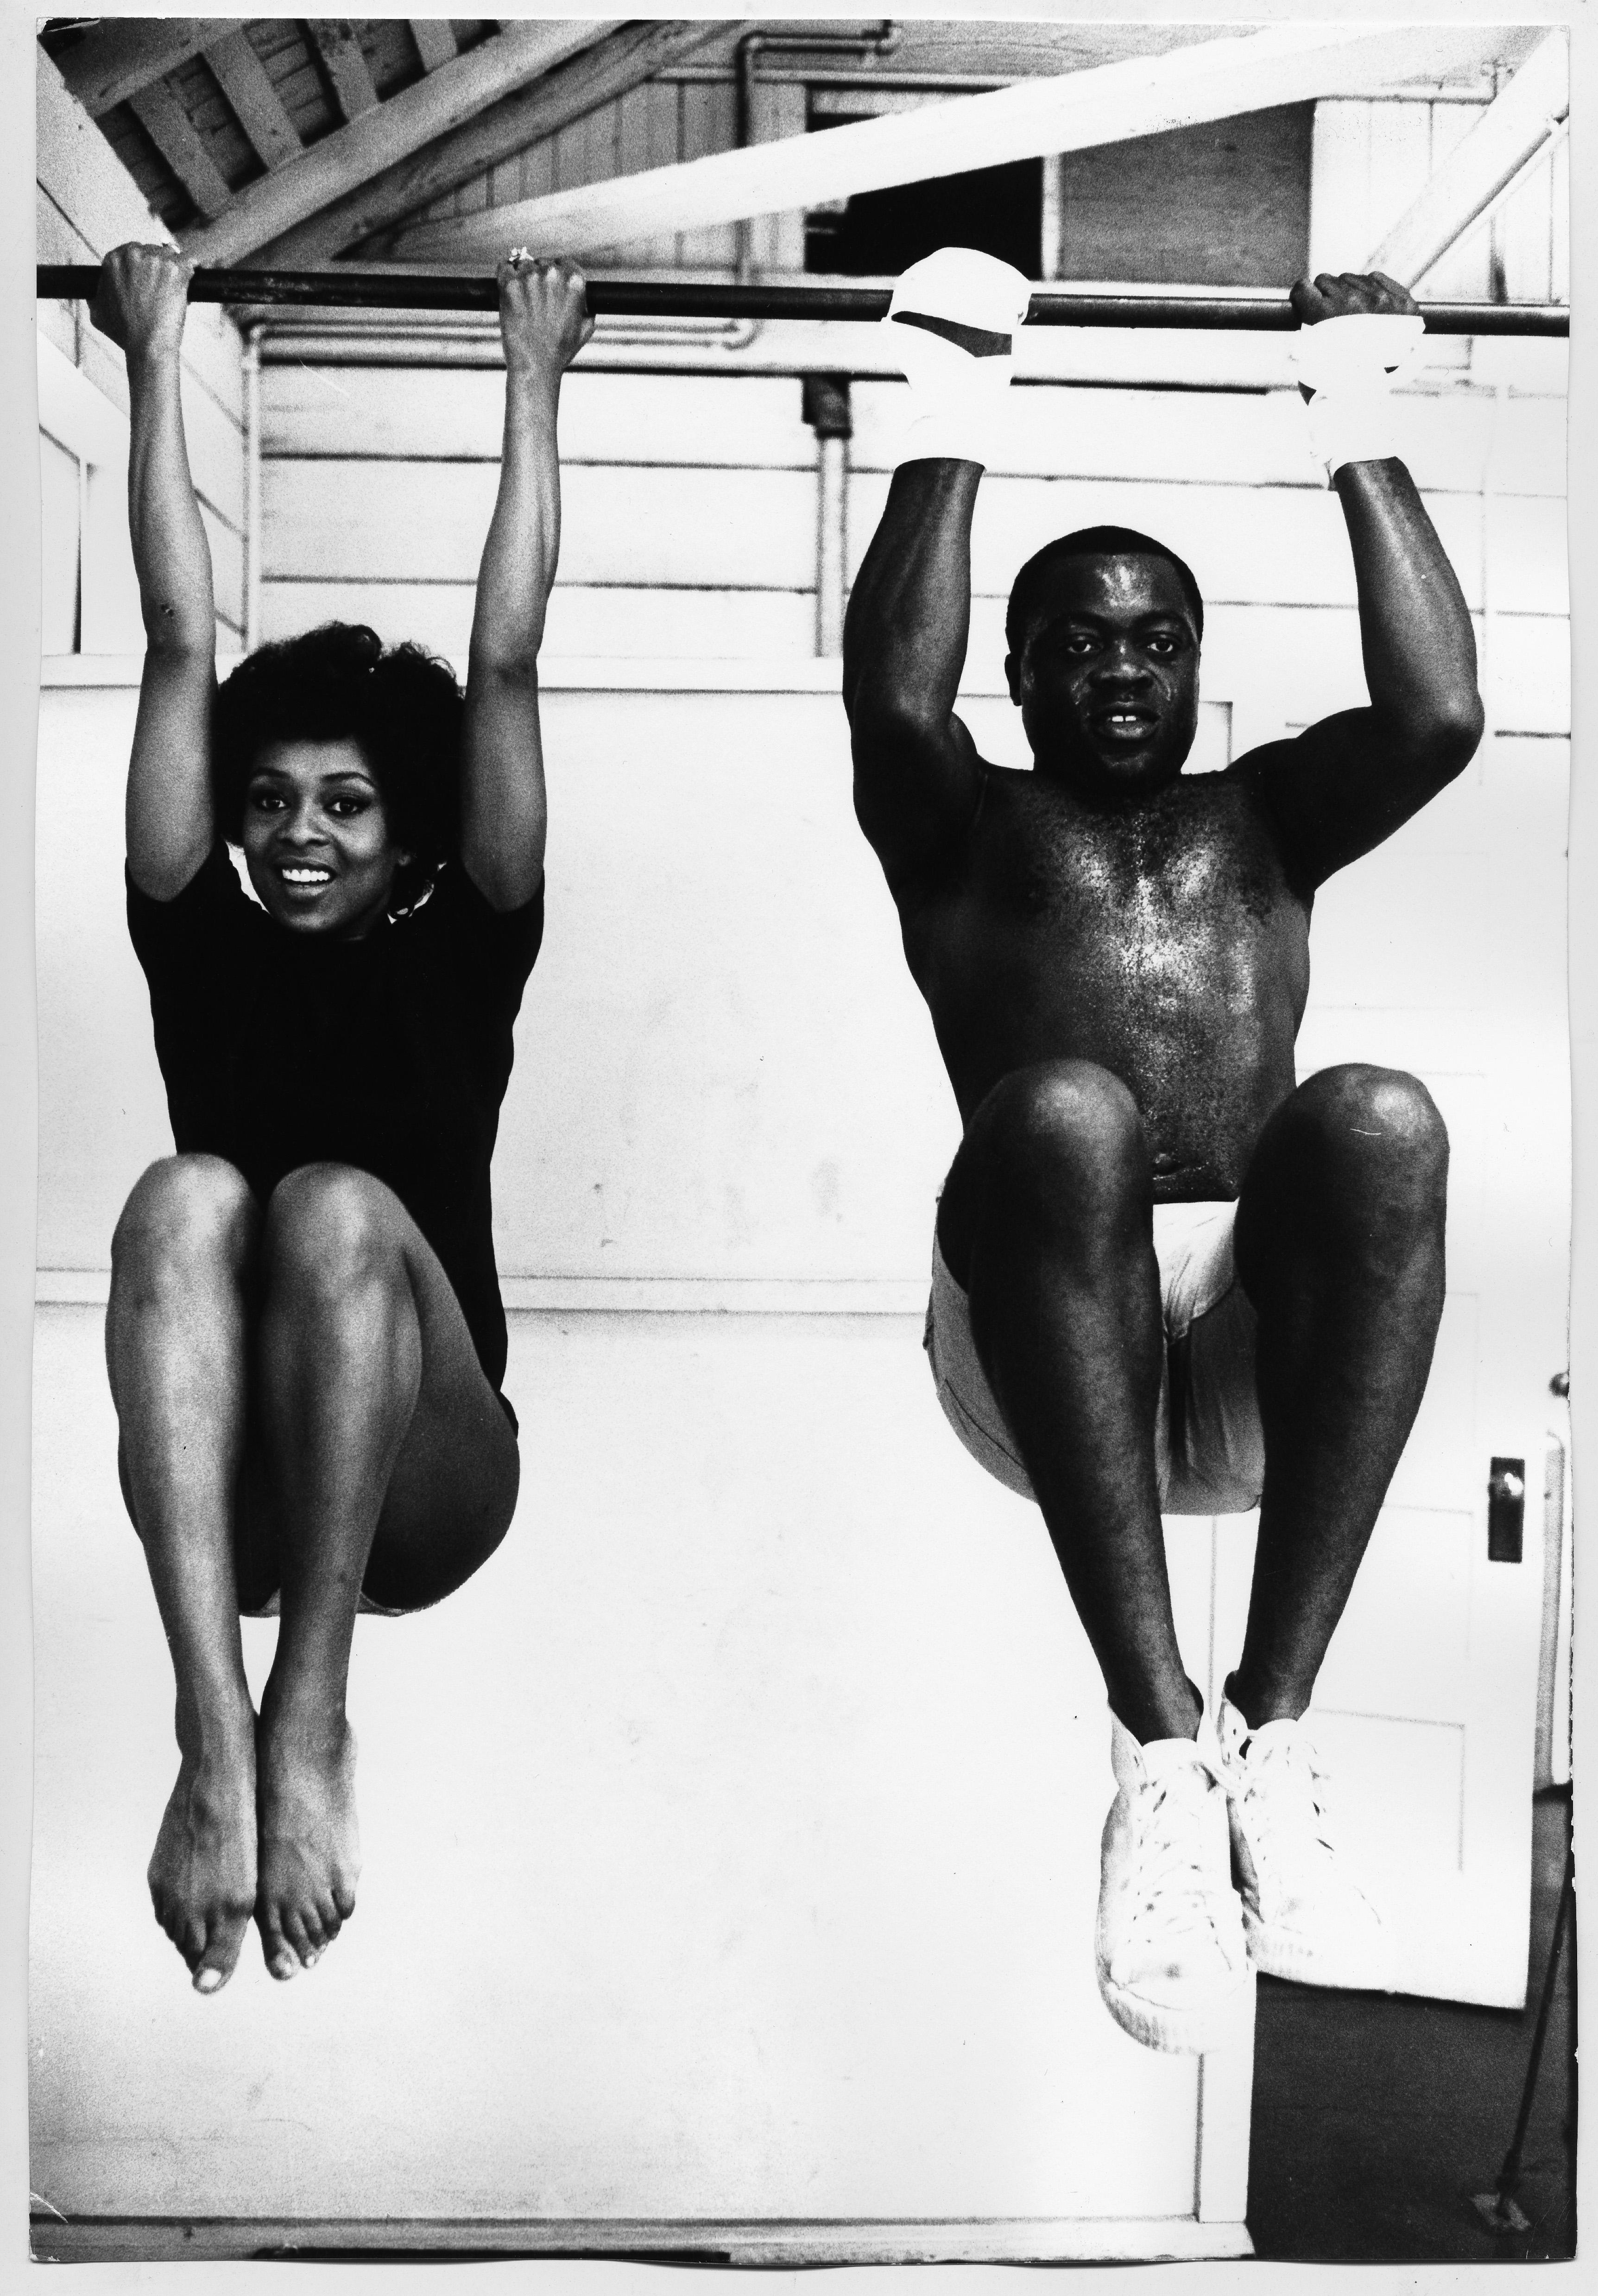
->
[1310, 94, 1570, 305]
[255, 350, 1568, 749]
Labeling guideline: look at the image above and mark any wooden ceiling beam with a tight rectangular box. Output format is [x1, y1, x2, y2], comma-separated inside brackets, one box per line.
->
[127, 78, 234, 220]
[260, 19, 739, 267]
[177, 20, 620, 267]
[203, 29, 304, 172]
[51, 17, 237, 117]
[386, 20, 1510, 263]
[410, 20, 461, 75]
[306, 20, 381, 122]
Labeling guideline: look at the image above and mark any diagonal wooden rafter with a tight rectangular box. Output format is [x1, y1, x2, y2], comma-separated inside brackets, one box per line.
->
[306, 19, 381, 122]
[176, 20, 621, 268]
[51, 17, 237, 117]
[410, 19, 460, 75]
[203, 29, 303, 172]
[127, 78, 234, 219]
[386, 20, 1511, 264]
[259, 19, 741, 268]
[1363, 31, 1568, 286]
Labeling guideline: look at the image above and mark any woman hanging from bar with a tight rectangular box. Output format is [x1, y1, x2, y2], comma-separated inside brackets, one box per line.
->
[96, 240, 591, 1994]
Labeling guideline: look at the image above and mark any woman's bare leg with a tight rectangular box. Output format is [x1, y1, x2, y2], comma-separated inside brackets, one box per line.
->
[106, 1154, 263, 1994]
[250, 1163, 519, 1979]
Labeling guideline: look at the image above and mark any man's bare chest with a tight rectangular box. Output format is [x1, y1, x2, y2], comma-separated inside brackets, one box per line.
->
[948, 777, 1302, 961]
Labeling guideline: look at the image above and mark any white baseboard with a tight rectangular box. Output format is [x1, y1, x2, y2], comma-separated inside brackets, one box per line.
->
[35, 1269, 928, 1316]
[32, 2213, 1254, 2265]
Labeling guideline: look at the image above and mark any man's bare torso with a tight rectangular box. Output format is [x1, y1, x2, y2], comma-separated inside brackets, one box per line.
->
[897, 761, 1313, 1201]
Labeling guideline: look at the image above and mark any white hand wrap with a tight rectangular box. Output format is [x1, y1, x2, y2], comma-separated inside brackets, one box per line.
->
[1289, 312, 1425, 483]
[881, 247, 1033, 469]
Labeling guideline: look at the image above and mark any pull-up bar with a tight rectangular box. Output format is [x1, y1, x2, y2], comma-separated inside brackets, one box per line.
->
[35, 264, 1570, 336]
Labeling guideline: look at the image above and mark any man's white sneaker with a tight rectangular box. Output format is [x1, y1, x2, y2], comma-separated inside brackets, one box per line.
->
[1096, 1710, 1252, 2055]
[1215, 1692, 1395, 1992]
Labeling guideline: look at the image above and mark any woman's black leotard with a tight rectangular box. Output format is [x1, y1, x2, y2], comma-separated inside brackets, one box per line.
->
[127, 842, 543, 1395]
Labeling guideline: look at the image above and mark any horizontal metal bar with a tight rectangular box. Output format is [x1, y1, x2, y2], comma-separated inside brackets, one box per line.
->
[35, 264, 1570, 335]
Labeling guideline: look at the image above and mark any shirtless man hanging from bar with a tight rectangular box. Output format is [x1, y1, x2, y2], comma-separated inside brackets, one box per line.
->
[844, 249, 1482, 2054]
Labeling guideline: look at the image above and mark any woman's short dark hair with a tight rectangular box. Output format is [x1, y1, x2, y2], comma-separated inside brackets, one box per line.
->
[1006, 526, 1205, 655]
[213, 624, 463, 912]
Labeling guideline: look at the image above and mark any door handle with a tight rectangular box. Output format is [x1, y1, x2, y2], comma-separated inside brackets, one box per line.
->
[1488, 1457, 1525, 1562]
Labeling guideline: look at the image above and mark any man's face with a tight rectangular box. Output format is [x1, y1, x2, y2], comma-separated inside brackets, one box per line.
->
[1005, 553, 1201, 796]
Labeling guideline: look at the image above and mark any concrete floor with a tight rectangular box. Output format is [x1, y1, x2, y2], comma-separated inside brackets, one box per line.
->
[1248, 1784, 1575, 2262]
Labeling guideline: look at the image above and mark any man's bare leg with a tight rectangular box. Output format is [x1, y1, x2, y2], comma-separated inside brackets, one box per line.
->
[107, 1155, 262, 1994]
[941, 1060, 1249, 2049]
[251, 1163, 520, 1979]
[1231, 1063, 1449, 1726]
[938, 1058, 1199, 1745]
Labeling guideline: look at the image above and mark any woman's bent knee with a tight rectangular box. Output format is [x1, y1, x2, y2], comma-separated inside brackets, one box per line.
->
[262, 1163, 409, 1303]
[111, 1156, 258, 1293]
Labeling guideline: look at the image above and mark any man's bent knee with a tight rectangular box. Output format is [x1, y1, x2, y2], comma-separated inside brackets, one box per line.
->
[975, 1059, 1147, 1201]
[262, 1163, 410, 1305]
[111, 1156, 258, 1297]
[943, 1061, 1149, 1281]
[1294, 1064, 1449, 1197]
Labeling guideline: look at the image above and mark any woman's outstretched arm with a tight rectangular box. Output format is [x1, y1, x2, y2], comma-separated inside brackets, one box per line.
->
[94, 244, 219, 900]
[460, 256, 593, 911]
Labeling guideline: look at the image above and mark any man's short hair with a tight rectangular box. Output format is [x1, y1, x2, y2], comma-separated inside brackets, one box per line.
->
[213, 623, 463, 913]
[1005, 526, 1205, 654]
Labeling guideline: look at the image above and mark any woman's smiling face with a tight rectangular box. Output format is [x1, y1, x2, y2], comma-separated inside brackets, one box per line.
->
[239, 738, 411, 939]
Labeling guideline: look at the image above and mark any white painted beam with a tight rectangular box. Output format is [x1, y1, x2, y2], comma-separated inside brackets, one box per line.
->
[36, 329, 128, 465]
[204, 29, 303, 173]
[37, 51, 174, 253]
[177, 20, 620, 267]
[51, 17, 235, 117]
[262, 19, 731, 268]
[1364, 32, 1569, 288]
[386, 22, 1506, 264]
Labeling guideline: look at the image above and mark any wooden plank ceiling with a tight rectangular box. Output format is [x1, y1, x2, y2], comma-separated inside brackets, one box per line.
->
[41, 18, 502, 231]
[36, 18, 1523, 271]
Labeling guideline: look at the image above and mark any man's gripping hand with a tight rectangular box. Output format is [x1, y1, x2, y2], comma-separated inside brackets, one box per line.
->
[883, 246, 1033, 470]
[91, 243, 193, 364]
[1291, 267, 1419, 328]
[497, 253, 594, 384]
[1288, 270, 1425, 482]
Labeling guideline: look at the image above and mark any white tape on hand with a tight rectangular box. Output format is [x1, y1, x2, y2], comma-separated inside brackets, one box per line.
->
[1289, 311, 1425, 393]
[882, 247, 1033, 469]
[1291, 311, 1425, 482]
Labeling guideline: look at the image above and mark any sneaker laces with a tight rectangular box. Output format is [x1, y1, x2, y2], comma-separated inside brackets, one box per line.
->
[1234, 1726, 1341, 1888]
[1120, 1762, 1232, 1962]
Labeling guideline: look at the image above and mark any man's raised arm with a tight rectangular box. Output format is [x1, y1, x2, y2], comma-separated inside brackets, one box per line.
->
[1243, 271, 1485, 888]
[843, 249, 1034, 898]
[844, 459, 986, 896]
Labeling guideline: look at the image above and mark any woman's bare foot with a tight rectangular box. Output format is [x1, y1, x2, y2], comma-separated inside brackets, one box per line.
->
[147, 1714, 258, 1994]
[254, 1709, 361, 1979]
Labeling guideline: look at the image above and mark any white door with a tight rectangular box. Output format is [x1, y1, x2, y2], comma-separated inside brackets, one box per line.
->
[1213, 730, 1571, 2008]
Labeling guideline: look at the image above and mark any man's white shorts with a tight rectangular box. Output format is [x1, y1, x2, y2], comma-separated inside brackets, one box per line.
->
[925, 1201, 1266, 1515]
